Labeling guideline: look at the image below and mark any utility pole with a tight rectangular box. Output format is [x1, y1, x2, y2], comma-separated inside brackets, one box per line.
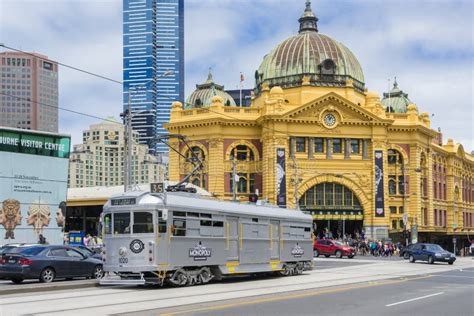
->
[402, 164, 409, 246]
[291, 156, 300, 209]
[123, 93, 133, 192]
[232, 158, 237, 201]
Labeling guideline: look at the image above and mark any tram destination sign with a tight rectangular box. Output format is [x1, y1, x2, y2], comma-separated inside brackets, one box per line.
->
[111, 198, 136, 206]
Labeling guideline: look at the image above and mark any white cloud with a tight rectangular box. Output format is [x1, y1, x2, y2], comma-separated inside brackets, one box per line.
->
[0, 0, 472, 152]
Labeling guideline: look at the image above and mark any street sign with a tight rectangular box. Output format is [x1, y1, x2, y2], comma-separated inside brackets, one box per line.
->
[150, 182, 164, 193]
[402, 214, 408, 225]
[452, 237, 457, 244]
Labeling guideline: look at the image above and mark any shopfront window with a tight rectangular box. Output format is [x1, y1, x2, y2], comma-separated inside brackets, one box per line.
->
[114, 212, 131, 234]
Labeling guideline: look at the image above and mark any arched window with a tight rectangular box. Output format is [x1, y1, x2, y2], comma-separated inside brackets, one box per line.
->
[388, 179, 397, 195]
[186, 146, 205, 162]
[299, 183, 362, 210]
[320, 59, 336, 76]
[228, 144, 258, 196]
[230, 145, 255, 161]
[388, 149, 403, 165]
[184, 146, 206, 189]
[194, 98, 202, 107]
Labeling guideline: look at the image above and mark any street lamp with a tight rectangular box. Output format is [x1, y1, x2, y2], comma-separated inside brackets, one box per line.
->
[123, 70, 174, 192]
[401, 164, 422, 245]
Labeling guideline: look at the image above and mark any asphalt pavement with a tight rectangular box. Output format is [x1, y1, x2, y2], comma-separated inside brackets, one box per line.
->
[1, 256, 472, 315]
[151, 268, 474, 316]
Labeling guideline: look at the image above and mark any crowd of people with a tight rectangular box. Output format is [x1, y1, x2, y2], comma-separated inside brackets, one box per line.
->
[316, 229, 404, 257]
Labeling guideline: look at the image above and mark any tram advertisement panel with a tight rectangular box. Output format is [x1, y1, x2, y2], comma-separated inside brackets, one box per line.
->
[0, 128, 70, 244]
[374, 150, 385, 217]
[276, 148, 286, 208]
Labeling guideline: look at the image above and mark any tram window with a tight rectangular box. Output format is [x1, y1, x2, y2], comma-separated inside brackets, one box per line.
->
[133, 212, 154, 234]
[114, 213, 131, 234]
[213, 221, 223, 227]
[187, 212, 199, 218]
[200, 213, 212, 218]
[200, 220, 212, 226]
[104, 214, 112, 235]
[173, 211, 186, 217]
[252, 218, 259, 223]
[173, 219, 186, 236]
[158, 219, 167, 233]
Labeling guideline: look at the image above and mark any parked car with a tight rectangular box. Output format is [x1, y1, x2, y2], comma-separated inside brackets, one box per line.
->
[405, 243, 456, 265]
[400, 244, 415, 259]
[313, 239, 355, 258]
[0, 245, 104, 284]
[73, 245, 102, 260]
[0, 243, 39, 255]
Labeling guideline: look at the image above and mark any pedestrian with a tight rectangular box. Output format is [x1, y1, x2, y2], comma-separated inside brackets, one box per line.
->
[38, 234, 47, 244]
[83, 234, 91, 246]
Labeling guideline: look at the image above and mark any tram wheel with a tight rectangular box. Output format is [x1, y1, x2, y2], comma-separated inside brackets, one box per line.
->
[199, 267, 212, 284]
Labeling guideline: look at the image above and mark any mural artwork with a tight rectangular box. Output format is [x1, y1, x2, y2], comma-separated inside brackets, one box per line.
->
[0, 199, 22, 239]
[27, 200, 51, 234]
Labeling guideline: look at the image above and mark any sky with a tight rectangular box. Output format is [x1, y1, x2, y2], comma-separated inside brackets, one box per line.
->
[0, 0, 473, 151]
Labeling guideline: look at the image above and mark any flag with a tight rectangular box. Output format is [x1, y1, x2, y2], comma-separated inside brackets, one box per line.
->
[240, 72, 244, 82]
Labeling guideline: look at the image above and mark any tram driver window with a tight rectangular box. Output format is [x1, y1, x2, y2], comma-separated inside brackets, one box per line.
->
[133, 212, 154, 234]
[114, 212, 131, 234]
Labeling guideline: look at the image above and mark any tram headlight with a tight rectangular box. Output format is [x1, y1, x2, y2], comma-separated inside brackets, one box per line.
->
[119, 247, 127, 256]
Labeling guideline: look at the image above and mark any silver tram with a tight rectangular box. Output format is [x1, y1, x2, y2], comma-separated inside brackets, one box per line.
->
[100, 190, 313, 286]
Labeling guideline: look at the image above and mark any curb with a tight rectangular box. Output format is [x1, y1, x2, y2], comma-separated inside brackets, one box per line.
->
[0, 280, 99, 296]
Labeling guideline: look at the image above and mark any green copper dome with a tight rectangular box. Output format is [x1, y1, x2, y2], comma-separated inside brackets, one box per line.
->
[255, 1, 365, 93]
[381, 78, 413, 113]
[186, 72, 236, 109]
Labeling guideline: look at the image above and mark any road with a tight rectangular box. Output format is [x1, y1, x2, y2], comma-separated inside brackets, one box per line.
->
[156, 269, 473, 316]
[0, 257, 472, 316]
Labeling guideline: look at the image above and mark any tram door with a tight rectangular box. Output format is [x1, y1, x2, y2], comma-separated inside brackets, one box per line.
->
[270, 220, 280, 260]
[227, 217, 239, 261]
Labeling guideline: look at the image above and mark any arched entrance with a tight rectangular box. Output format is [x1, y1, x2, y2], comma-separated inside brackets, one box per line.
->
[299, 182, 364, 239]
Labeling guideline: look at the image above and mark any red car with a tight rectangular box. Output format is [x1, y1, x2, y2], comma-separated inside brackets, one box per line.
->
[313, 239, 355, 258]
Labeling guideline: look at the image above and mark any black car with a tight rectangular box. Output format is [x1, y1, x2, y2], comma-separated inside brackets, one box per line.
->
[73, 245, 102, 260]
[0, 245, 103, 284]
[405, 243, 456, 265]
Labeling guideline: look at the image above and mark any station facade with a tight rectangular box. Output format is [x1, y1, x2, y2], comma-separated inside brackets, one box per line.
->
[165, 2, 473, 248]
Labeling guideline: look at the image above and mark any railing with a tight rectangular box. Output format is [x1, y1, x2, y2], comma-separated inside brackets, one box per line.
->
[179, 106, 260, 117]
[179, 162, 208, 174]
[223, 160, 262, 173]
[255, 73, 365, 95]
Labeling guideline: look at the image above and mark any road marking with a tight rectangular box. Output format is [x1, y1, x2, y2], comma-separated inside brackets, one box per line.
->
[431, 274, 474, 279]
[385, 292, 444, 307]
[159, 275, 432, 316]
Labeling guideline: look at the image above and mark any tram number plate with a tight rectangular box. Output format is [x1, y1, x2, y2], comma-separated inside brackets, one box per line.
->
[119, 257, 128, 264]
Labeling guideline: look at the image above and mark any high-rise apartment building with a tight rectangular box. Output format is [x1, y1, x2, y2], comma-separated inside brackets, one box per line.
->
[68, 119, 166, 188]
[0, 52, 58, 132]
[123, 0, 184, 153]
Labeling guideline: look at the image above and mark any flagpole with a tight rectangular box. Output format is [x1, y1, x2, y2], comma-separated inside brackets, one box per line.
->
[239, 72, 243, 107]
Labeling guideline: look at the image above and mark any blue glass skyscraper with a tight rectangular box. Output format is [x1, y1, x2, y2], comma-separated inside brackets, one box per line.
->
[123, 0, 184, 153]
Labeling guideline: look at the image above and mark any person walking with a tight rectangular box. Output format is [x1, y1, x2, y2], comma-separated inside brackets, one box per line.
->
[38, 234, 47, 244]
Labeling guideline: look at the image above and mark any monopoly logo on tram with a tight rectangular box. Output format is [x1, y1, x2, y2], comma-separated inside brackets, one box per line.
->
[189, 244, 212, 261]
[291, 244, 304, 257]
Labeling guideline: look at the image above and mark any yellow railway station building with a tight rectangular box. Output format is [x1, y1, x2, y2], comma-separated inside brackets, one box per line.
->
[166, 2, 473, 249]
